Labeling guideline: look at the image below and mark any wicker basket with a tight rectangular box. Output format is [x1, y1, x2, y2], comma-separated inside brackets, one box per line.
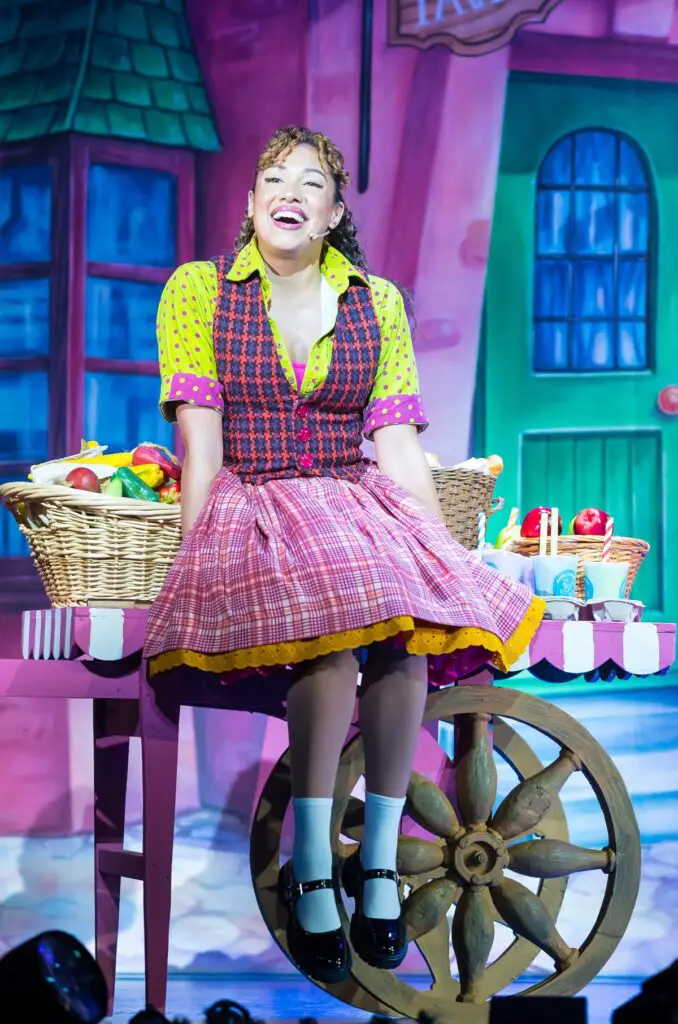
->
[431, 467, 503, 550]
[509, 534, 649, 600]
[1, 468, 501, 606]
[0, 482, 182, 607]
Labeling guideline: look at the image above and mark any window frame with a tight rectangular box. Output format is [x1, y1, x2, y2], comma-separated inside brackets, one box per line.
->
[532, 127, 655, 376]
[0, 135, 195, 609]
[69, 134, 195, 453]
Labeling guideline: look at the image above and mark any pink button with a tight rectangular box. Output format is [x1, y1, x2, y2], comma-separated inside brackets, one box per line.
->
[296, 404, 309, 419]
[297, 426, 312, 443]
[299, 453, 314, 470]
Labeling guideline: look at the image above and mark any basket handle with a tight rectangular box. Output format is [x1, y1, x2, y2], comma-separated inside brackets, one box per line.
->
[490, 496, 505, 515]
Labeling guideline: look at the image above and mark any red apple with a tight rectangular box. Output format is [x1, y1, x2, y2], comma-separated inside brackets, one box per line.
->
[521, 506, 562, 538]
[572, 507, 610, 536]
[65, 467, 101, 493]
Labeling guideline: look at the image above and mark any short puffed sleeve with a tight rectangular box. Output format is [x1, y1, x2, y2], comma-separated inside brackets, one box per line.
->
[363, 277, 429, 440]
[157, 261, 222, 422]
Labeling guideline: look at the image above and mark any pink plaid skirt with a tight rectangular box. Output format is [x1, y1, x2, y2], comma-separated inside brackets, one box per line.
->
[145, 466, 543, 683]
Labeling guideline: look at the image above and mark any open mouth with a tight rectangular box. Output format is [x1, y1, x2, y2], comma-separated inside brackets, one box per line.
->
[271, 206, 307, 230]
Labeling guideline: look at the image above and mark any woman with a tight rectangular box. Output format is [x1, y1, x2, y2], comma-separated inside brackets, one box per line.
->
[145, 126, 543, 984]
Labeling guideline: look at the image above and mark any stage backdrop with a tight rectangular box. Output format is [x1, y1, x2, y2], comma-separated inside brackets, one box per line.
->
[0, 0, 676, 984]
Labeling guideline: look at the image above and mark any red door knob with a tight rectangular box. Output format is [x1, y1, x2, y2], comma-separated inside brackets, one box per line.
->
[658, 386, 678, 416]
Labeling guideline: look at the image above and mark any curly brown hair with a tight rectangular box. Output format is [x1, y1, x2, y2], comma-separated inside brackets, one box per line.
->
[234, 126, 368, 270]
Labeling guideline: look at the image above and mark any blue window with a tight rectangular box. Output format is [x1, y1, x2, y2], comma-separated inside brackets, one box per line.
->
[0, 163, 52, 558]
[85, 373, 173, 452]
[87, 164, 176, 267]
[0, 164, 52, 265]
[534, 130, 652, 373]
[85, 278, 164, 361]
[84, 163, 177, 456]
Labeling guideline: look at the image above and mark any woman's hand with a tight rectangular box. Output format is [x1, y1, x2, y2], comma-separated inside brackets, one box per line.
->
[176, 405, 224, 536]
[373, 423, 445, 522]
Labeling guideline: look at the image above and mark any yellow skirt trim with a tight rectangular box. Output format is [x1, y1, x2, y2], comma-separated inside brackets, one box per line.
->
[149, 596, 545, 678]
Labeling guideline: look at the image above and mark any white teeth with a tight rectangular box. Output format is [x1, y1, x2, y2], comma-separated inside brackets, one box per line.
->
[273, 210, 304, 223]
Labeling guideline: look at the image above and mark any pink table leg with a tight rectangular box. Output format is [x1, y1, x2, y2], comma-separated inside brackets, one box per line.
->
[139, 665, 180, 1014]
[93, 698, 138, 1015]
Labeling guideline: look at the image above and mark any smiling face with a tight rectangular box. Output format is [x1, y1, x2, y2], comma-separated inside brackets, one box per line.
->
[248, 143, 344, 259]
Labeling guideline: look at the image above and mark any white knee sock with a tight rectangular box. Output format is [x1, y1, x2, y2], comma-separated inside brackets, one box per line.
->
[361, 791, 405, 919]
[291, 797, 341, 934]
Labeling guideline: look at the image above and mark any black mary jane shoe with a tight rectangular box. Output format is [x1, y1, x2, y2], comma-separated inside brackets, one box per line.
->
[277, 860, 350, 984]
[342, 850, 408, 970]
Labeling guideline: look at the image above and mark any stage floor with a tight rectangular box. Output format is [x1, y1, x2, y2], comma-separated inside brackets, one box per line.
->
[108, 974, 640, 1022]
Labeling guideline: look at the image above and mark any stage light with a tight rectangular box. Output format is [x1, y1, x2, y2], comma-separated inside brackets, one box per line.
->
[205, 998, 257, 1023]
[0, 930, 107, 1024]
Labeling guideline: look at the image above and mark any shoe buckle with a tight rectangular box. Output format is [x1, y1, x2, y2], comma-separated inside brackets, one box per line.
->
[285, 877, 332, 902]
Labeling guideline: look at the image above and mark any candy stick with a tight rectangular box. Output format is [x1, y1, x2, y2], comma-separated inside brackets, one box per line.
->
[550, 507, 559, 557]
[602, 516, 614, 562]
[477, 511, 486, 553]
[501, 506, 519, 550]
[539, 511, 548, 557]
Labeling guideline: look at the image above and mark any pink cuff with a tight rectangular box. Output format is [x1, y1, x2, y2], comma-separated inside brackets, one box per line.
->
[363, 393, 429, 440]
[161, 373, 224, 421]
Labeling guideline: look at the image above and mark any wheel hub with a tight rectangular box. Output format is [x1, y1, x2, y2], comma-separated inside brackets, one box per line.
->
[449, 826, 509, 886]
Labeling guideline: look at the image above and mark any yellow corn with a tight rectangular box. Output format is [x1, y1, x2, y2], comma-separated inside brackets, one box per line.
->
[80, 452, 133, 468]
[130, 463, 164, 488]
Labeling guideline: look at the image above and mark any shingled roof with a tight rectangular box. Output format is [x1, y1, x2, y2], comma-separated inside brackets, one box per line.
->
[0, 0, 221, 150]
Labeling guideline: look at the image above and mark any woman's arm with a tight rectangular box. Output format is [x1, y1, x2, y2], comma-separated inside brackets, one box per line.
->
[176, 404, 224, 535]
[374, 423, 445, 523]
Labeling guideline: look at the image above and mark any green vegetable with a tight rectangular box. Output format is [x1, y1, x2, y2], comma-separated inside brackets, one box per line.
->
[113, 466, 159, 502]
[103, 475, 124, 497]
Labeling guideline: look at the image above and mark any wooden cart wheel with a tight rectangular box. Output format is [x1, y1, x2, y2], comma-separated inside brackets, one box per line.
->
[250, 686, 640, 1023]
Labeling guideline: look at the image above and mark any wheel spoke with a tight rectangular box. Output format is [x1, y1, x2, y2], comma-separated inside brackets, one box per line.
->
[403, 877, 458, 941]
[455, 713, 497, 828]
[490, 876, 579, 971]
[416, 916, 457, 993]
[490, 748, 581, 841]
[397, 835, 446, 875]
[406, 770, 460, 839]
[509, 839, 615, 878]
[452, 886, 494, 1003]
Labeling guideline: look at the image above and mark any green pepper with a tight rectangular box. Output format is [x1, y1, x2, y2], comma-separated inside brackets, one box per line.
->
[113, 466, 160, 502]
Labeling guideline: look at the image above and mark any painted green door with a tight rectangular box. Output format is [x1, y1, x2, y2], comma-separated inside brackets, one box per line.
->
[482, 74, 678, 623]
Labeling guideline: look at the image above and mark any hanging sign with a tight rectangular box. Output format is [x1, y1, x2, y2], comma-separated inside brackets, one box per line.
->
[388, 0, 565, 56]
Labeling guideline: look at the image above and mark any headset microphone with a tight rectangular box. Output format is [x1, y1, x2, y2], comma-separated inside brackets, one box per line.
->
[309, 229, 330, 240]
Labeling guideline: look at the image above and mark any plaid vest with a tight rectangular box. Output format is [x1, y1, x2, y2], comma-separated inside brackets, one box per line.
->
[212, 252, 382, 485]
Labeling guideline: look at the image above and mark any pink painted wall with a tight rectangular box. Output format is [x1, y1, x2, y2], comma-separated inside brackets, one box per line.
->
[187, 0, 678, 465]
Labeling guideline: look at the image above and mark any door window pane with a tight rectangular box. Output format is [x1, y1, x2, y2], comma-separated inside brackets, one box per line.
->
[86, 278, 163, 360]
[0, 371, 49, 461]
[87, 164, 176, 267]
[536, 191, 570, 255]
[85, 372, 174, 453]
[534, 322, 569, 371]
[0, 164, 52, 264]
[533, 129, 652, 372]
[0, 278, 50, 357]
[618, 260, 647, 317]
[573, 131, 616, 187]
[573, 322, 615, 371]
[618, 323, 647, 369]
[534, 261, 569, 318]
[573, 191, 615, 255]
[573, 261, 614, 318]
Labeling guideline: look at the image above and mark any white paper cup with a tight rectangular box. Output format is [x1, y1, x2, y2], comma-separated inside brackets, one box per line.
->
[583, 561, 630, 602]
[532, 555, 578, 598]
[481, 549, 526, 583]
